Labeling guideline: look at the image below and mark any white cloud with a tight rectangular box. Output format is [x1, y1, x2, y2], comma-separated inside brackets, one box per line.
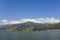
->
[1, 17, 60, 25]
[2, 20, 8, 24]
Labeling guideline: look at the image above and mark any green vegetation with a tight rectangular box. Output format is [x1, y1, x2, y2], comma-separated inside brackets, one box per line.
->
[0, 22, 60, 31]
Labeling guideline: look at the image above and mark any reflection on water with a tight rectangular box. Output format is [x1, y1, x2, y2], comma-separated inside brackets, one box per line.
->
[0, 30, 60, 40]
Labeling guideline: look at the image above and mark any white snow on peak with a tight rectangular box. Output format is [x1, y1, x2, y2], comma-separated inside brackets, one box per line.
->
[1, 17, 60, 25]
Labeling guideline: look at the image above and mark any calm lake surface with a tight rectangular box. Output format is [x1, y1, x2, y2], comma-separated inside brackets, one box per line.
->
[0, 30, 60, 40]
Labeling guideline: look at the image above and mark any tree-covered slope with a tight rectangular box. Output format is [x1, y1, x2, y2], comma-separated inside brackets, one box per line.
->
[0, 22, 60, 31]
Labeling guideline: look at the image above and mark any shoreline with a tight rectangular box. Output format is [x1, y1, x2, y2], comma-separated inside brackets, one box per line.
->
[0, 29, 60, 32]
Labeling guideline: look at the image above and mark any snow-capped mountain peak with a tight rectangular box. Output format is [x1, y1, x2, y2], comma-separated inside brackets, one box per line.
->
[1, 17, 60, 25]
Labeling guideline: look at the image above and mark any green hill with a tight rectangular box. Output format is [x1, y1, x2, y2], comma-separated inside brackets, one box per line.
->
[0, 22, 60, 31]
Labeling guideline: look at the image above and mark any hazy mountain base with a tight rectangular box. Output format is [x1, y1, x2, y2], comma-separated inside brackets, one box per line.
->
[0, 22, 60, 31]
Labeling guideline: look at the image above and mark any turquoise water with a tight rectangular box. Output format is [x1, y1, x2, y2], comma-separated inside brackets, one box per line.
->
[0, 30, 60, 40]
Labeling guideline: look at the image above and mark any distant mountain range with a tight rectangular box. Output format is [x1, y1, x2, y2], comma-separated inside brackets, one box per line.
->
[1, 18, 60, 25]
[0, 22, 60, 31]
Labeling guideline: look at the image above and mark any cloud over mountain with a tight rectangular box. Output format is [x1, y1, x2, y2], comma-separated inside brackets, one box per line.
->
[1, 17, 60, 25]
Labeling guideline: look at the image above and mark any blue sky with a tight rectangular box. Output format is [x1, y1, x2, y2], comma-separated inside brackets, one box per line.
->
[0, 0, 60, 20]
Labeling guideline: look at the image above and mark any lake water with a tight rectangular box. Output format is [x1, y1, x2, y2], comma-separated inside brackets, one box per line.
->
[0, 30, 60, 40]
